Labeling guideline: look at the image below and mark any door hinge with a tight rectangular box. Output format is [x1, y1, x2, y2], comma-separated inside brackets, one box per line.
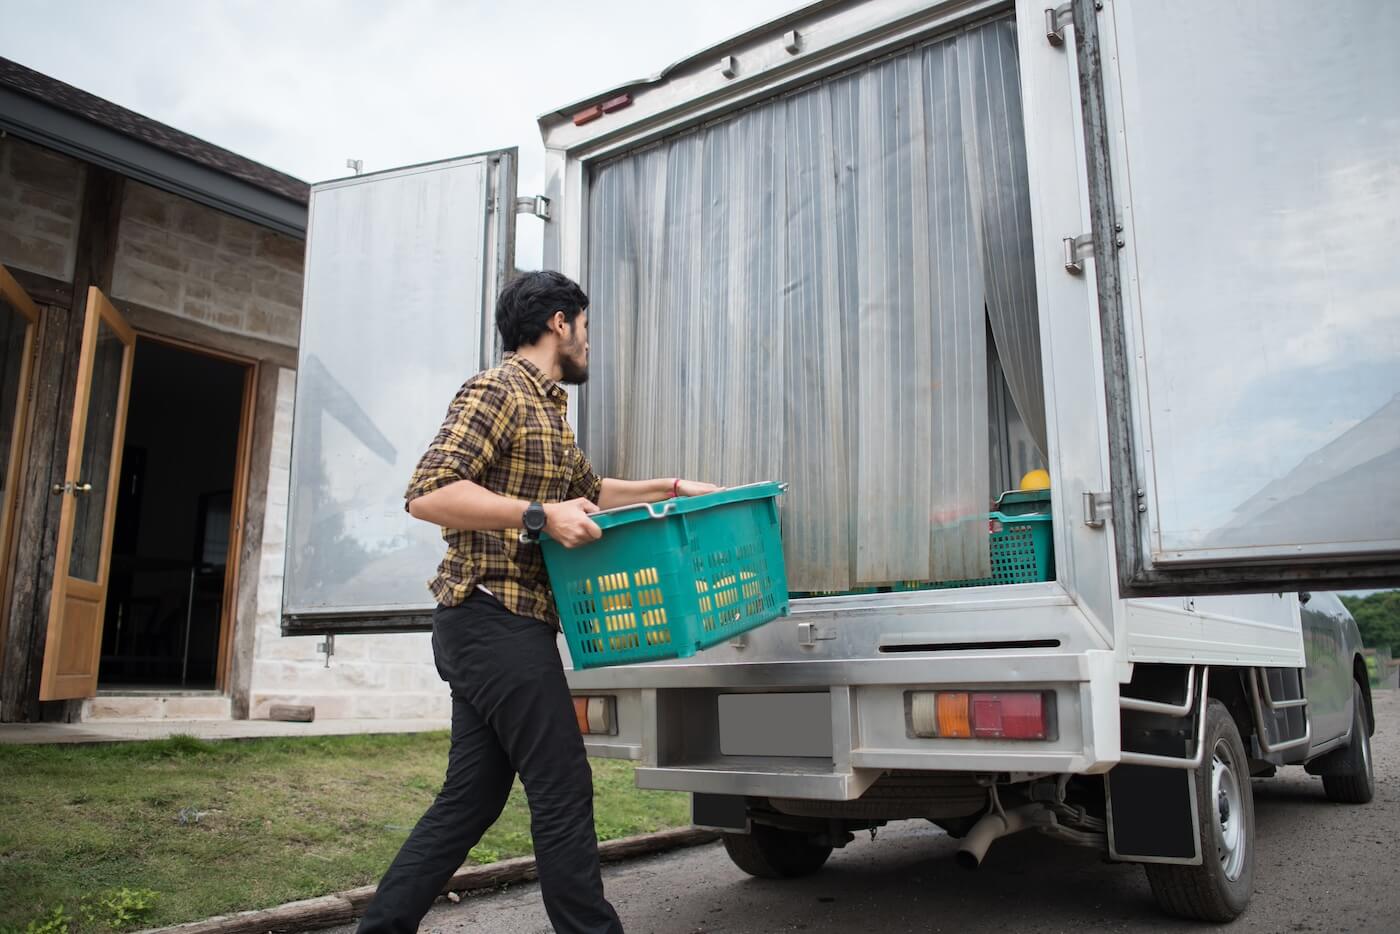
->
[515, 195, 551, 221]
[1045, 4, 1074, 46]
[1063, 226, 1125, 275]
[1083, 491, 1112, 528]
[1062, 233, 1093, 274]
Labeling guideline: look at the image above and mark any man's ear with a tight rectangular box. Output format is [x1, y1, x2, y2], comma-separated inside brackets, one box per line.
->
[551, 310, 569, 336]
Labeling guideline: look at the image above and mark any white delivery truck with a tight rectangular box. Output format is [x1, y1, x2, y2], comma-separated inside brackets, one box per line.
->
[283, 0, 1398, 921]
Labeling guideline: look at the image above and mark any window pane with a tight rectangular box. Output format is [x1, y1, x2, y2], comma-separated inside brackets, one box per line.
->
[69, 319, 125, 583]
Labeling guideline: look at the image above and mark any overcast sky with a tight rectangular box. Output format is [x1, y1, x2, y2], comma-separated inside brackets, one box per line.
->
[0, 0, 798, 267]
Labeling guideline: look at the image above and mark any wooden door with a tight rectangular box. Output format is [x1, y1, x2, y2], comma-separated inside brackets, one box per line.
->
[39, 287, 135, 701]
[0, 266, 41, 653]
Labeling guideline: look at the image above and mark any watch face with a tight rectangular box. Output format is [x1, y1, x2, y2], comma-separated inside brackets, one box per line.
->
[524, 504, 547, 532]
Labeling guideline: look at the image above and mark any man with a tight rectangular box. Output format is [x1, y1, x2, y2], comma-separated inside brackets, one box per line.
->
[357, 271, 715, 934]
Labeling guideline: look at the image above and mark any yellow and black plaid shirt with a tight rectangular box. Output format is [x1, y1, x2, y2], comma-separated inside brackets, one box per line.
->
[405, 353, 602, 627]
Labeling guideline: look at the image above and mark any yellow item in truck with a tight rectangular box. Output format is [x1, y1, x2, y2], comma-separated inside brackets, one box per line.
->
[1019, 469, 1051, 491]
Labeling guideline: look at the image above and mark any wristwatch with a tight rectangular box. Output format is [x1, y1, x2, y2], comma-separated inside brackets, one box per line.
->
[522, 502, 548, 542]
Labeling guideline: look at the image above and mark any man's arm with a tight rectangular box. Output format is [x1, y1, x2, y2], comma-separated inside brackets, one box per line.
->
[404, 376, 600, 547]
[409, 480, 601, 547]
[597, 478, 719, 510]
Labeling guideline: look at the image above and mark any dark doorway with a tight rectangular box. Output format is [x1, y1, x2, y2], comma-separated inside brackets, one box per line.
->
[99, 339, 248, 689]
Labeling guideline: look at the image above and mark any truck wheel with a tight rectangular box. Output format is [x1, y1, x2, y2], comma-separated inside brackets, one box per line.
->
[722, 823, 833, 879]
[1145, 700, 1255, 922]
[1322, 681, 1375, 804]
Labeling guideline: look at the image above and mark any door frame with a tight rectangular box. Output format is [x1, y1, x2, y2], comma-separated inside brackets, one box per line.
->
[113, 330, 258, 695]
[0, 266, 41, 658]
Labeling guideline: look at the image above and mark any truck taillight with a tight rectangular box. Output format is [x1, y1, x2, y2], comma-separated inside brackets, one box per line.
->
[572, 696, 615, 735]
[909, 691, 1050, 740]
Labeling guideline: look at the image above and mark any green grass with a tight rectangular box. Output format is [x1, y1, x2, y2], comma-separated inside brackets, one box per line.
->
[0, 733, 689, 933]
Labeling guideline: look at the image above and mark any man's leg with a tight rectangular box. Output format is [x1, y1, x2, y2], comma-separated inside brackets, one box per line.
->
[357, 624, 515, 934]
[462, 603, 623, 934]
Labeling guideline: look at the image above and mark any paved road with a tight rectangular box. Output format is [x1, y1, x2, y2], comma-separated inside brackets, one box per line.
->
[346, 690, 1398, 933]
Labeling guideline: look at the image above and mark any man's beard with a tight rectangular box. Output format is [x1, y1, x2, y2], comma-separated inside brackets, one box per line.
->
[559, 345, 589, 385]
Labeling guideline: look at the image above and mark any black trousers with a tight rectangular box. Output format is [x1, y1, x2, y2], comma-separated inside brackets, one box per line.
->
[357, 593, 623, 934]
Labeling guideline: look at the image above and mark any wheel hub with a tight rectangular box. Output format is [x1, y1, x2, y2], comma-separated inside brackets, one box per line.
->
[1211, 739, 1246, 882]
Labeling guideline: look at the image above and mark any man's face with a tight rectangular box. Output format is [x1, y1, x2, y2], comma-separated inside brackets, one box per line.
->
[558, 309, 590, 386]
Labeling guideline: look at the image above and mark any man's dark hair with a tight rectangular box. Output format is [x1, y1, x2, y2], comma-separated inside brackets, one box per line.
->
[495, 271, 589, 352]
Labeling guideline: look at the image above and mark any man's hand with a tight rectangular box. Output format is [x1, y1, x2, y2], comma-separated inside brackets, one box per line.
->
[676, 479, 721, 497]
[544, 498, 602, 548]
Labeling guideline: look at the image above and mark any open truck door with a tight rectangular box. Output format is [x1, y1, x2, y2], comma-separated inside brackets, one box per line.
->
[1063, 0, 1400, 595]
[281, 151, 521, 635]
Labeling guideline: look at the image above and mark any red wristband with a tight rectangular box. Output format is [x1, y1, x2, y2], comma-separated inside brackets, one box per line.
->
[671, 478, 681, 499]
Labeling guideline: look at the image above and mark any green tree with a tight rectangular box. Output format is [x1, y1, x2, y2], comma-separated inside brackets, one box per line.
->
[1339, 590, 1400, 655]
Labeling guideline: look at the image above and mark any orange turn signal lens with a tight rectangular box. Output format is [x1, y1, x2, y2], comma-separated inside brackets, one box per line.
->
[936, 692, 972, 738]
[571, 696, 615, 735]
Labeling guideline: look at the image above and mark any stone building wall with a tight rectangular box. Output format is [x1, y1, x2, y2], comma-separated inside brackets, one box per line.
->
[110, 182, 303, 346]
[0, 136, 86, 280]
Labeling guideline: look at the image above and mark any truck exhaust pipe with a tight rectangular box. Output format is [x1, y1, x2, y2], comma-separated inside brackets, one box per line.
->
[955, 805, 1045, 870]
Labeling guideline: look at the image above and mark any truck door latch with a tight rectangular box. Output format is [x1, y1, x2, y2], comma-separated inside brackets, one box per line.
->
[797, 622, 836, 647]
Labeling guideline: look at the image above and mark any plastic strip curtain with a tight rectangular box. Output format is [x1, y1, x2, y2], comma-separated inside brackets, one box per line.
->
[585, 18, 1039, 589]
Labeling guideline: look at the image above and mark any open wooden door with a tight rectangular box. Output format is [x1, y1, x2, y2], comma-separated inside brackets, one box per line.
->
[40, 287, 135, 700]
[0, 266, 42, 653]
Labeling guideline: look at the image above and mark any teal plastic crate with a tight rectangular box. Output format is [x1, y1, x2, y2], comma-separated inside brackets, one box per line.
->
[541, 482, 790, 669]
[893, 511, 1054, 591]
[994, 488, 1052, 516]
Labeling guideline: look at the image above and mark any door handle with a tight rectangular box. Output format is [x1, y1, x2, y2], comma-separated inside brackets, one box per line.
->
[74, 482, 93, 495]
[49, 482, 94, 496]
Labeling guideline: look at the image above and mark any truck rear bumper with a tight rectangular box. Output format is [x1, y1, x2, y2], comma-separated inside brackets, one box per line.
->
[570, 650, 1122, 799]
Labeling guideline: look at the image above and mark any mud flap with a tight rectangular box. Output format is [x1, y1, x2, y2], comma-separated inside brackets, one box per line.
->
[693, 793, 749, 833]
[1105, 764, 1201, 864]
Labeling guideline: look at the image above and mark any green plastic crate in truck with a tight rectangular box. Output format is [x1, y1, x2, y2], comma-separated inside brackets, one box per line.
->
[541, 482, 790, 669]
[894, 511, 1054, 591]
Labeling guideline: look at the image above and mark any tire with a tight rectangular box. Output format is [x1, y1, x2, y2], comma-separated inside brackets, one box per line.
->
[1322, 682, 1375, 805]
[1145, 699, 1255, 922]
[722, 823, 833, 879]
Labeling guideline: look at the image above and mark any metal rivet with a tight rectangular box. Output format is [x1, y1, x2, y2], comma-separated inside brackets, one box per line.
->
[1116, 239, 1126, 248]
[1136, 488, 1145, 498]
[1095, 1, 1104, 9]
[1137, 503, 1148, 513]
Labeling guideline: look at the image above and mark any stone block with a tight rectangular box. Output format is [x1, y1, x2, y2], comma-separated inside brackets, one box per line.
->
[18, 186, 80, 219]
[31, 213, 75, 239]
[120, 235, 184, 273]
[256, 230, 305, 266]
[113, 261, 181, 312]
[213, 266, 253, 293]
[185, 280, 214, 303]
[267, 311, 301, 346]
[0, 227, 69, 278]
[252, 277, 304, 309]
[163, 695, 232, 720]
[122, 183, 171, 227]
[82, 696, 163, 720]
[220, 217, 259, 254]
[8, 139, 84, 197]
[174, 202, 222, 245]
[209, 306, 246, 331]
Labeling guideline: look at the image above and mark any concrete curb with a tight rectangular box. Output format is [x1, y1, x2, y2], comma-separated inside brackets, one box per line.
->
[135, 827, 720, 934]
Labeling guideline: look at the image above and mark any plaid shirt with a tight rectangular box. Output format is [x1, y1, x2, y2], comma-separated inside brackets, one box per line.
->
[405, 353, 602, 627]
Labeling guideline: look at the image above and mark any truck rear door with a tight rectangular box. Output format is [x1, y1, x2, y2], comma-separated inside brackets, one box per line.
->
[1064, 0, 1399, 595]
[282, 151, 518, 634]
